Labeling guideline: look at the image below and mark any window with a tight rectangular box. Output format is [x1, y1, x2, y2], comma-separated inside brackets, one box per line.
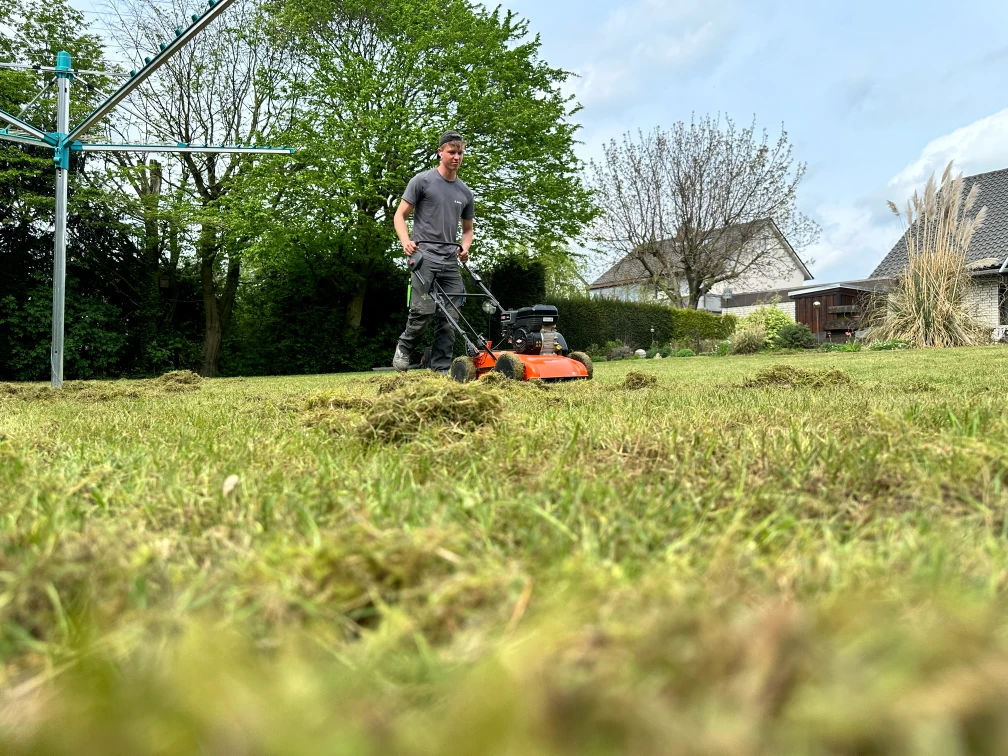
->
[1000, 282, 1008, 326]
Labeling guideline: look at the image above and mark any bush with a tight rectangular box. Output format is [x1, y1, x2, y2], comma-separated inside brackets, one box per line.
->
[869, 162, 990, 348]
[488, 255, 547, 309]
[674, 348, 695, 358]
[548, 297, 736, 351]
[867, 338, 910, 351]
[608, 344, 633, 361]
[740, 306, 794, 348]
[714, 340, 732, 357]
[732, 323, 766, 354]
[774, 323, 817, 350]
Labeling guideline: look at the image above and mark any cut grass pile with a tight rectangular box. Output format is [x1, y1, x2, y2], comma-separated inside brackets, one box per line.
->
[0, 369, 202, 402]
[620, 369, 659, 389]
[742, 364, 854, 389]
[3, 348, 1008, 752]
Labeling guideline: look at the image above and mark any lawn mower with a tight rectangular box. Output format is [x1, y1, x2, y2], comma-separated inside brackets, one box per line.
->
[406, 242, 592, 382]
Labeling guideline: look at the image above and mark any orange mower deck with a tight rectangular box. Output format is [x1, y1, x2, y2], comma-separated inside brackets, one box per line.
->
[473, 351, 589, 381]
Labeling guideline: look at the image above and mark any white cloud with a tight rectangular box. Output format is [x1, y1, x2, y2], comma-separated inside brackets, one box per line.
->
[805, 203, 899, 281]
[888, 108, 1008, 202]
[563, 0, 741, 111]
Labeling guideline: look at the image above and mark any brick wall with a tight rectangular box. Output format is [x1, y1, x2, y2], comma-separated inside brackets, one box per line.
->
[722, 300, 796, 320]
[968, 278, 1000, 327]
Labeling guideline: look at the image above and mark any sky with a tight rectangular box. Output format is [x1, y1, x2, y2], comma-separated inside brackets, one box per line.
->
[74, 0, 1008, 284]
[495, 0, 1008, 283]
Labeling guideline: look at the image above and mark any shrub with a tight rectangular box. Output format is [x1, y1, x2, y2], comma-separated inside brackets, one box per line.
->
[714, 340, 732, 357]
[740, 306, 794, 347]
[608, 344, 633, 361]
[487, 255, 547, 309]
[867, 338, 910, 351]
[674, 348, 696, 358]
[774, 323, 817, 350]
[547, 297, 735, 351]
[732, 324, 766, 354]
[867, 161, 990, 348]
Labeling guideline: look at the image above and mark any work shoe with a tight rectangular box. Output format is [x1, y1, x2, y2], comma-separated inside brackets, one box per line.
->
[392, 345, 410, 372]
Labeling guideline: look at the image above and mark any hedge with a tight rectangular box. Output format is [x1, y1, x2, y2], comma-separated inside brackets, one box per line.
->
[546, 296, 736, 351]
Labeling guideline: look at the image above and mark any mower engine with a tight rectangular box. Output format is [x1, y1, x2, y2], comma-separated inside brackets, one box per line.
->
[500, 305, 569, 355]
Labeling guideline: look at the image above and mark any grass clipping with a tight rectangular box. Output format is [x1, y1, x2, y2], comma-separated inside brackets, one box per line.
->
[868, 160, 991, 348]
[621, 371, 658, 390]
[359, 377, 502, 444]
[743, 365, 853, 389]
[0, 370, 202, 402]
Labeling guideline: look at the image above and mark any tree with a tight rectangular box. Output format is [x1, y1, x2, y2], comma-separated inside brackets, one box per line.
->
[590, 116, 819, 309]
[99, 0, 298, 376]
[239, 0, 595, 329]
[0, 0, 143, 380]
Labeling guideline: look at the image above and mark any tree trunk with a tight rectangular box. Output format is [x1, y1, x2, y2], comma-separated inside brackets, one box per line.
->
[687, 279, 702, 310]
[347, 278, 367, 328]
[199, 227, 241, 377]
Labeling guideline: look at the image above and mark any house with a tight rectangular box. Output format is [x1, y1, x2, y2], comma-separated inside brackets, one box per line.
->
[870, 167, 1008, 338]
[722, 168, 1008, 340]
[589, 218, 813, 312]
[721, 278, 891, 338]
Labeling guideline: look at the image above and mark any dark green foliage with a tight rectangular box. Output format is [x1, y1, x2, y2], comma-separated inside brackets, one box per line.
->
[675, 348, 696, 358]
[221, 246, 409, 376]
[774, 322, 817, 350]
[547, 297, 736, 352]
[487, 255, 546, 309]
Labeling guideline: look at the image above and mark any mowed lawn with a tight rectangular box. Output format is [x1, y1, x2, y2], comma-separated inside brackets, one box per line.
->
[3, 348, 1008, 754]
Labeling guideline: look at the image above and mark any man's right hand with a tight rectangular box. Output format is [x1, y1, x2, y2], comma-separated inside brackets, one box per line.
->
[402, 239, 418, 256]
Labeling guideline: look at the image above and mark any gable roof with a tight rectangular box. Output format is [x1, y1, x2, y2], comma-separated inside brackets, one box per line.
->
[872, 167, 1008, 278]
[589, 218, 812, 290]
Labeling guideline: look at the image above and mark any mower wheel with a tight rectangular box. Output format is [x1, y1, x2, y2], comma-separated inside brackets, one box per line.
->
[568, 351, 593, 380]
[450, 356, 477, 383]
[493, 352, 526, 380]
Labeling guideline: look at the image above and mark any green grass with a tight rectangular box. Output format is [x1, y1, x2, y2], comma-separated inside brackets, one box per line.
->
[3, 349, 1008, 753]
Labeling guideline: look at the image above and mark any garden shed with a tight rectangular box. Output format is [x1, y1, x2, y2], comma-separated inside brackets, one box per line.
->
[789, 284, 875, 338]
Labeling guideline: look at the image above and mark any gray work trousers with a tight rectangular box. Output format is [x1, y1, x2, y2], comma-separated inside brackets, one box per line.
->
[397, 257, 465, 371]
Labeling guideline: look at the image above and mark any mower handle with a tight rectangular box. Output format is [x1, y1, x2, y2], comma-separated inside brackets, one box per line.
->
[409, 239, 501, 312]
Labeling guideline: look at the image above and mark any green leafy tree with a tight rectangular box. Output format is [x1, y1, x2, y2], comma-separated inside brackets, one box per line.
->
[238, 0, 595, 330]
[97, 0, 298, 377]
[0, 0, 141, 380]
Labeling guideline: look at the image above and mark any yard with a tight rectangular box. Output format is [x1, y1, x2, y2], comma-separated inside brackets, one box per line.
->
[2, 348, 1008, 753]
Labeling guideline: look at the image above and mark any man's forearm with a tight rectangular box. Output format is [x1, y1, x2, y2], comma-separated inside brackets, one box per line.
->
[393, 212, 411, 246]
[461, 227, 474, 253]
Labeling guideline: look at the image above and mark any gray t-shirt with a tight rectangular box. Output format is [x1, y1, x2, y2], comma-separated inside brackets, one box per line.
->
[403, 168, 475, 261]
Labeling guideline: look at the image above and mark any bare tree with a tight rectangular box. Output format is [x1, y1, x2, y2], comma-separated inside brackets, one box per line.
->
[590, 116, 819, 309]
[95, 0, 300, 376]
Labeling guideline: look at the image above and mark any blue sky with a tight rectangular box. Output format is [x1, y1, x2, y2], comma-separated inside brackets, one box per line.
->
[499, 0, 1008, 283]
[75, 0, 1008, 284]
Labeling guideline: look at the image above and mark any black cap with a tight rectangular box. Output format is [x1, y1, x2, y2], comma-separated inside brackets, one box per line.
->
[439, 130, 464, 147]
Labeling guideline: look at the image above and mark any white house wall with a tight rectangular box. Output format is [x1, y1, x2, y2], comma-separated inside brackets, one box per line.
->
[968, 278, 1000, 327]
[722, 300, 796, 320]
[590, 282, 722, 312]
[708, 235, 808, 297]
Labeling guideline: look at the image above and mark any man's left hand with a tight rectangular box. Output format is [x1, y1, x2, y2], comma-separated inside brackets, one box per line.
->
[458, 247, 469, 263]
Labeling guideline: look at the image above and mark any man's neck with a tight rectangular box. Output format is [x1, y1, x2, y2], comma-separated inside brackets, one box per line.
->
[437, 163, 458, 181]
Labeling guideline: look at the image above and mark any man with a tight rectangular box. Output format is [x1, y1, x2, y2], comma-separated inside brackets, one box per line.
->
[391, 129, 475, 372]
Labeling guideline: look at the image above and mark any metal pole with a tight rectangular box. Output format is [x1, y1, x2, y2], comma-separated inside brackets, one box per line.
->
[51, 51, 72, 388]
